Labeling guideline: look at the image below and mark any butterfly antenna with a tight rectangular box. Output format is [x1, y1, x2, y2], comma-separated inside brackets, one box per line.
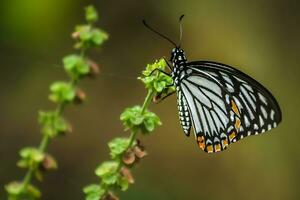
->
[178, 14, 185, 47]
[142, 20, 177, 47]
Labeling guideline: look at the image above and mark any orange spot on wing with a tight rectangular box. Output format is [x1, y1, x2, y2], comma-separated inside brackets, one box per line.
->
[197, 136, 205, 150]
[229, 131, 236, 141]
[206, 145, 213, 153]
[235, 119, 241, 130]
[215, 144, 221, 152]
[231, 100, 240, 116]
[222, 139, 228, 147]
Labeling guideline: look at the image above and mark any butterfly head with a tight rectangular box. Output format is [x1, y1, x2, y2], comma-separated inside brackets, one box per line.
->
[170, 47, 187, 64]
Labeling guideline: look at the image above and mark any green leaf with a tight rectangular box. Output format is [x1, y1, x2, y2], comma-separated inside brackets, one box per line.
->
[5, 182, 22, 196]
[95, 161, 118, 177]
[120, 105, 161, 134]
[91, 29, 109, 46]
[83, 184, 105, 200]
[142, 111, 162, 134]
[85, 5, 98, 24]
[101, 173, 119, 185]
[117, 176, 129, 191]
[17, 147, 45, 170]
[120, 106, 143, 130]
[5, 182, 41, 200]
[77, 25, 93, 41]
[108, 138, 135, 159]
[139, 58, 175, 94]
[63, 54, 90, 79]
[74, 25, 108, 49]
[38, 111, 70, 137]
[95, 161, 121, 186]
[49, 82, 76, 103]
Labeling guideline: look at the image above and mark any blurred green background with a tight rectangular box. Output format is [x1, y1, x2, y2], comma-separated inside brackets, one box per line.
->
[1, 0, 300, 199]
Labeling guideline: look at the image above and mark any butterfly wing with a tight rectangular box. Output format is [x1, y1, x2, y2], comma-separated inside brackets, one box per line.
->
[179, 61, 282, 153]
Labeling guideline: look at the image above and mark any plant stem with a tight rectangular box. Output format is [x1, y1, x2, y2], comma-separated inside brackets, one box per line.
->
[101, 89, 155, 196]
[141, 90, 154, 114]
[125, 90, 154, 152]
[124, 89, 155, 163]
[20, 133, 51, 191]
[19, 51, 86, 193]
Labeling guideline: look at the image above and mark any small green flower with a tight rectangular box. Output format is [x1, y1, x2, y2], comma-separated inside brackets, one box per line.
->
[38, 111, 70, 137]
[17, 147, 45, 170]
[49, 82, 76, 103]
[74, 25, 108, 49]
[139, 58, 175, 94]
[5, 182, 41, 200]
[95, 161, 120, 185]
[142, 111, 162, 133]
[108, 138, 136, 159]
[83, 184, 105, 200]
[85, 5, 98, 24]
[63, 54, 90, 79]
[117, 176, 129, 191]
[120, 106, 161, 134]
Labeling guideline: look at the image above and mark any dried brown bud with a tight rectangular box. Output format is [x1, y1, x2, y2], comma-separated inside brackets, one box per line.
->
[75, 88, 86, 103]
[71, 31, 80, 39]
[103, 192, 119, 200]
[133, 146, 147, 159]
[87, 59, 100, 78]
[153, 94, 162, 103]
[122, 149, 135, 165]
[120, 167, 135, 184]
[41, 154, 57, 171]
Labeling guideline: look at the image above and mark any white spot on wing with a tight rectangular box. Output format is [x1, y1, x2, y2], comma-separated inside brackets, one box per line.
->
[244, 84, 254, 93]
[226, 83, 234, 93]
[244, 115, 250, 127]
[268, 124, 272, 130]
[241, 86, 256, 111]
[259, 115, 264, 127]
[261, 106, 267, 119]
[270, 110, 275, 120]
[220, 72, 234, 85]
[258, 93, 268, 105]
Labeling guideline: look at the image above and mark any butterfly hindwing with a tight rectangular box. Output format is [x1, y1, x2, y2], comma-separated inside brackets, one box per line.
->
[178, 61, 282, 153]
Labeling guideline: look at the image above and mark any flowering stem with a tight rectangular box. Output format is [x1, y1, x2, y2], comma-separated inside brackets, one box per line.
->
[19, 51, 85, 194]
[128, 90, 154, 148]
[6, 5, 108, 199]
[104, 89, 155, 196]
[125, 89, 155, 159]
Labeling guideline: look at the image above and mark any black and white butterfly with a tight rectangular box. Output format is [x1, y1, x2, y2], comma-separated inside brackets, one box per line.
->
[143, 16, 282, 153]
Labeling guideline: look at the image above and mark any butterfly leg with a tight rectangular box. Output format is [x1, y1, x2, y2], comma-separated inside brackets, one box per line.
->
[153, 90, 176, 103]
[163, 57, 173, 71]
[147, 68, 171, 77]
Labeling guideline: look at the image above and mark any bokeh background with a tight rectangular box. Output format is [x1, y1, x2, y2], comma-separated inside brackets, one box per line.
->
[1, 0, 300, 199]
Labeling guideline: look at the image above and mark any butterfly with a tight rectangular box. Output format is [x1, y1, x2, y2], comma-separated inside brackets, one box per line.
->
[143, 15, 282, 153]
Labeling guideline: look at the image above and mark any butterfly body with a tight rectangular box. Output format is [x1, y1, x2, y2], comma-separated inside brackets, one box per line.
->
[169, 47, 282, 153]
